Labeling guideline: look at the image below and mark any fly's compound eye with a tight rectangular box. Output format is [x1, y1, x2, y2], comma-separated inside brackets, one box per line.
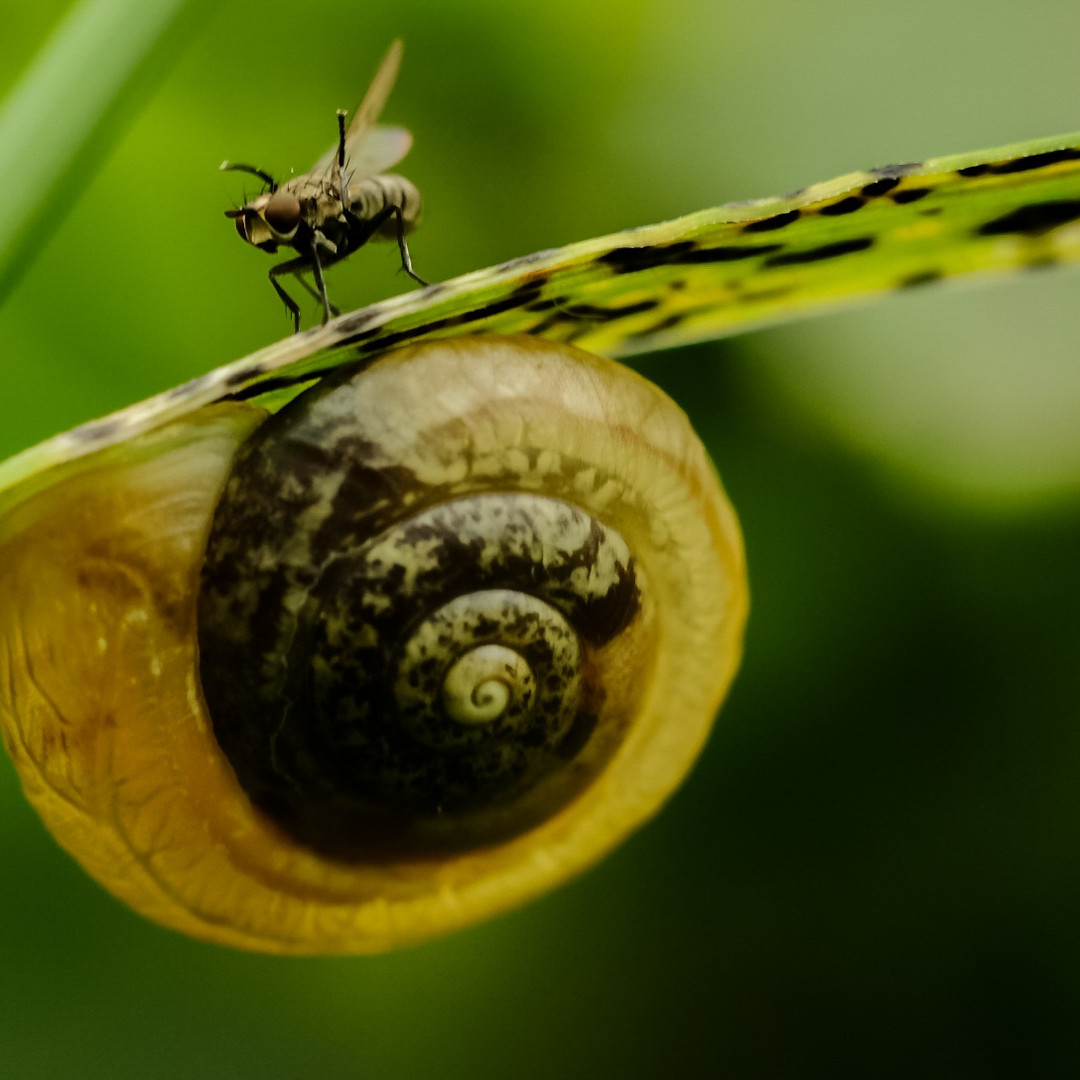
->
[263, 191, 302, 236]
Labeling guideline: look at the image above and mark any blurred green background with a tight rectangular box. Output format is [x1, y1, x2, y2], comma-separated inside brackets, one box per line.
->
[3, 0, 1080, 1076]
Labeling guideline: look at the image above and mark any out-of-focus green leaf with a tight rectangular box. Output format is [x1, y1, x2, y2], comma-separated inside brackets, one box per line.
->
[0, 0, 209, 307]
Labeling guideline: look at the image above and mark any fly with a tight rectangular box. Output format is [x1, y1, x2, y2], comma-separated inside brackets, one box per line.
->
[223, 39, 426, 332]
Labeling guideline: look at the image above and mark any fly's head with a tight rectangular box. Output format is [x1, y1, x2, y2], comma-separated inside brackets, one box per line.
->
[225, 188, 303, 253]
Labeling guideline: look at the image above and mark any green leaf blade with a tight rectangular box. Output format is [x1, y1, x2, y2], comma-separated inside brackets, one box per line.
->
[3, 129, 1080, 496]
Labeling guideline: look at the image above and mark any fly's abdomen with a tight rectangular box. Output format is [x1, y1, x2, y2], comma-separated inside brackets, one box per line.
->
[349, 174, 423, 236]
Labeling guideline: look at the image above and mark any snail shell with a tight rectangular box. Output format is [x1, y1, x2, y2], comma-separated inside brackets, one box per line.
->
[0, 334, 746, 953]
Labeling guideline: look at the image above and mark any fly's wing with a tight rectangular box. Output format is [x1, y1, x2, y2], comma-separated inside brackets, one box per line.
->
[311, 125, 413, 179]
[310, 39, 411, 178]
[345, 39, 403, 145]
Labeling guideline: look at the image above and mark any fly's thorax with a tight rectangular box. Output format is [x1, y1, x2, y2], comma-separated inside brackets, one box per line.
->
[234, 171, 420, 254]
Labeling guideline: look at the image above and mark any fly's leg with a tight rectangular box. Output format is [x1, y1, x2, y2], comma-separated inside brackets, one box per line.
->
[269, 237, 340, 332]
[291, 273, 340, 318]
[389, 205, 428, 287]
[345, 204, 429, 287]
[306, 239, 335, 324]
[268, 257, 307, 332]
[221, 161, 278, 192]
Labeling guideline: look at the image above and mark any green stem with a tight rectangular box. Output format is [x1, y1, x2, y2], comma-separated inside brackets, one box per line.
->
[0, 0, 209, 307]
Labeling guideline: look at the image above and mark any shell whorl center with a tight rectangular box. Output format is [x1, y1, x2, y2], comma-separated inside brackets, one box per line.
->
[442, 644, 528, 726]
[394, 591, 580, 749]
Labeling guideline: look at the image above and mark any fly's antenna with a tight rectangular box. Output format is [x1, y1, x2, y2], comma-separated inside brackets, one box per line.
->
[220, 161, 279, 192]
